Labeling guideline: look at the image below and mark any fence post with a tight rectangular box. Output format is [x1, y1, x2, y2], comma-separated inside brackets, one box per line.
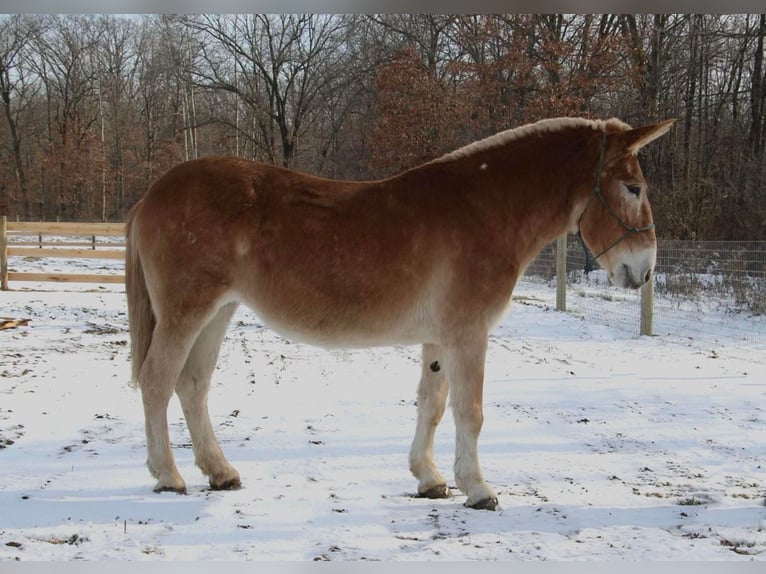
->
[640, 277, 654, 336]
[556, 234, 567, 311]
[1, 216, 8, 290]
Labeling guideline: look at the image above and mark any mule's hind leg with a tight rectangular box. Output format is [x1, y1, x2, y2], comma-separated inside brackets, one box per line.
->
[176, 302, 241, 490]
[409, 343, 451, 499]
[445, 336, 498, 510]
[139, 319, 203, 493]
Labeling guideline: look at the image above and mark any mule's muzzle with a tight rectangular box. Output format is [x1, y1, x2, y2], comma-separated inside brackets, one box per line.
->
[616, 263, 653, 289]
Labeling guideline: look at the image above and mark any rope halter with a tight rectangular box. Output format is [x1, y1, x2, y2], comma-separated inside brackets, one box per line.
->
[576, 131, 656, 261]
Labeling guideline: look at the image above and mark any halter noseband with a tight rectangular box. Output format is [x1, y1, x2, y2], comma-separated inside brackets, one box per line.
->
[576, 131, 656, 261]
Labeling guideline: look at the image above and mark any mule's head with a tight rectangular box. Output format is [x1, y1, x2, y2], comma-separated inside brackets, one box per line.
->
[576, 119, 674, 289]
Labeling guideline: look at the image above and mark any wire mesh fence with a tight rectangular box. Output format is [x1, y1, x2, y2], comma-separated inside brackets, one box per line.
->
[522, 238, 765, 346]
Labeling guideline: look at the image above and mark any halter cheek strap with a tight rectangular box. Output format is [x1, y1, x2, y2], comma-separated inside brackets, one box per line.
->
[577, 131, 655, 261]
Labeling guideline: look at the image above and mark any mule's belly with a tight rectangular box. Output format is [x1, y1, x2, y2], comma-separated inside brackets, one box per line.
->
[230, 227, 446, 347]
[243, 293, 437, 349]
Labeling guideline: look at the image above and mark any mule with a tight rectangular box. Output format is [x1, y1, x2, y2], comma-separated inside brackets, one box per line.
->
[126, 116, 673, 510]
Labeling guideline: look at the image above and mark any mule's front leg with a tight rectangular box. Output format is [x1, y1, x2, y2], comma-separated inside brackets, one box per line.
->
[409, 343, 451, 499]
[446, 337, 498, 510]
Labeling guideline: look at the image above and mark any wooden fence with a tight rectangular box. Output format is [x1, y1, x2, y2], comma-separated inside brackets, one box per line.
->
[0, 217, 125, 289]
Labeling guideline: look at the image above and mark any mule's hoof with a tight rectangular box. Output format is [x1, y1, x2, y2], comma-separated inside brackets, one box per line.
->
[419, 484, 452, 499]
[153, 483, 187, 495]
[465, 496, 499, 511]
[210, 476, 242, 491]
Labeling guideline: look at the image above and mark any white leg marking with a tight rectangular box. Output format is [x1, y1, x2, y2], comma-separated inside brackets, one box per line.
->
[445, 336, 498, 510]
[409, 343, 450, 498]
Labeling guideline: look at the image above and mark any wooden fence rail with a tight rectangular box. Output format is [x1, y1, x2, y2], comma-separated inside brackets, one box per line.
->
[0, 217, 126, 289]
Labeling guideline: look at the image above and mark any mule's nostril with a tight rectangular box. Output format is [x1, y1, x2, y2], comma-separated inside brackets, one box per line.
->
[644, 269, 653, 284]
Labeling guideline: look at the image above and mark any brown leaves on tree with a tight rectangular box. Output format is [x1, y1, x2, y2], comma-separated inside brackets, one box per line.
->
[366, 16, 644, 175]
[367, 48, 466, 175]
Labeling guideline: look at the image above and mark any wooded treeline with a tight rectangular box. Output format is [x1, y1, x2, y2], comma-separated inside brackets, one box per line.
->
[1, 14, 764, 240]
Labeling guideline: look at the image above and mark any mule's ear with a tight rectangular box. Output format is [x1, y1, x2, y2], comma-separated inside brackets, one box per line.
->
[619, 119, 675, 154]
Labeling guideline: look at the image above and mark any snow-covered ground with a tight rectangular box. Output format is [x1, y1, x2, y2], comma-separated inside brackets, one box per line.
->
[1, 264, 765, 561]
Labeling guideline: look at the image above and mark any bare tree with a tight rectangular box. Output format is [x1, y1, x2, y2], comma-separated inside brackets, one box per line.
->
[31, 15, 104, 219]
[180, 14, 353, 168]
[750, 14, 765, 155]
[367, 14, 459, 78]
[0, 15, 40, 217]
[96, 14, 140, 220]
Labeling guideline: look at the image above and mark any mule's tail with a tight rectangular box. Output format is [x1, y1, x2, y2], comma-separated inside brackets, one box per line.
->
[126, 201, 154, 388]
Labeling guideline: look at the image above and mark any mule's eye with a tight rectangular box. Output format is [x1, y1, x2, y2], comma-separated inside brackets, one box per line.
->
[625, 184, 641, 197]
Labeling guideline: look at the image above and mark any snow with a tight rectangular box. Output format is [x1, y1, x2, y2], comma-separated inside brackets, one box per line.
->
[1, 266, 765, 561]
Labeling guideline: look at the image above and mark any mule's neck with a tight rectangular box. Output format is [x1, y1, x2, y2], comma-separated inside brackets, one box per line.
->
[427, 126, 602, 267]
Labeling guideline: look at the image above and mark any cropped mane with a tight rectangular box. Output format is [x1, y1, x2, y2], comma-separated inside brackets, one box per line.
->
[432, 117, 632, 163]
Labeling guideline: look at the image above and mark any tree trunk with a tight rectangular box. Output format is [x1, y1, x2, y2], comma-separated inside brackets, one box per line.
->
[750, 14, 765, 154]
[0, 98, 29, 216]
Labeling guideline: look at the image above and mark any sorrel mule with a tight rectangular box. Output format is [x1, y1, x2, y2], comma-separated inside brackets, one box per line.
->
[126, 116, 673, 510]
